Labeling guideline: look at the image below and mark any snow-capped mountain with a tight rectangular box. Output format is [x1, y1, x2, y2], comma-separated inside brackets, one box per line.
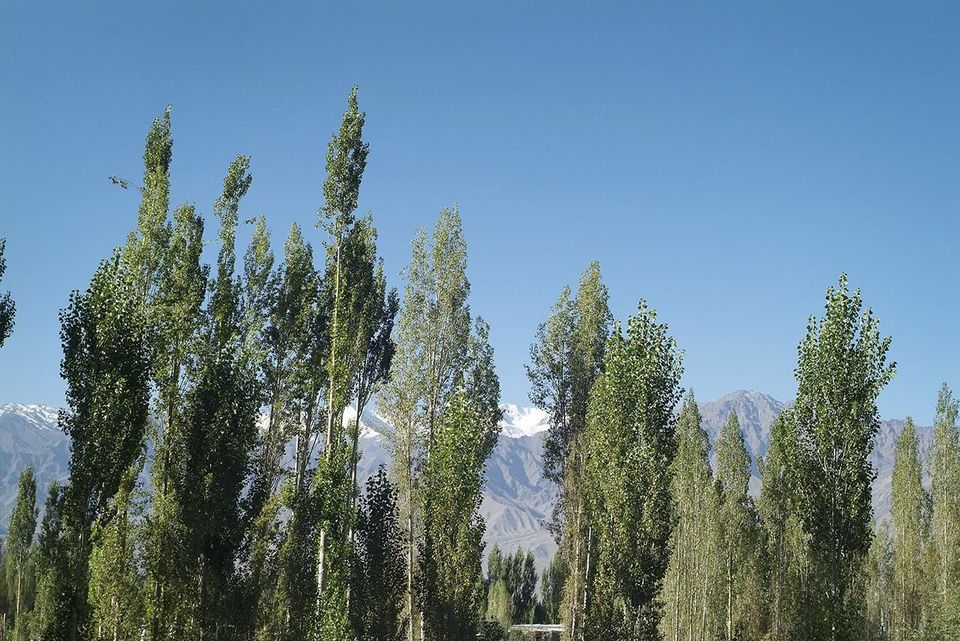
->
[0, 393, 931, 570]
[499, 404, 549, 439]
[0, 404, 71, 534]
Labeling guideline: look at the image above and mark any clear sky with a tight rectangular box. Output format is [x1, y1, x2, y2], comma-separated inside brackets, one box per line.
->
[1, 3, 957, 423]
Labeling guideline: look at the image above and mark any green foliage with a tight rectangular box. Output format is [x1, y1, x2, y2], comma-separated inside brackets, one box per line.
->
[758, 411, 812, 641]
[791, 274, 895, 640]
[56, 253, 152, 639]
[715, 412, 765, 641]
[0, 237, 16, 348]
[928, 384, 960, 640]
[4, 467, 37, 630]
[526, 262, 610, 641]
[30, 481, 69, 641]
[418, 316, 501, 641]
[486, 546, 538, 624]
[539, 551, 568, 624]
[320, 86, 369, 233]
[350, 467, 407, 641]
[88, 465, 146, 641]
[863, 525, 894, 641]
[379, 206, 477, 641]
[583, 300, 683, 641]
[661, 392, 723, 641]
[486, 579, 514, 630]
[890, 419, 928, 640]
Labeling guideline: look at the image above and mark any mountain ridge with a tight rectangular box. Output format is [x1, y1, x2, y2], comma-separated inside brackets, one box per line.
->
[0, 392, 930, 570]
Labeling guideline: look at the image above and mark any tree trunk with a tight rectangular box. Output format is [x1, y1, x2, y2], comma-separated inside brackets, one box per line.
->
[318, 226, 344, 601]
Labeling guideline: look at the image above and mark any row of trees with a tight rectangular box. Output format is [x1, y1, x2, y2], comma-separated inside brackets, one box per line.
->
[2, 88, 959, 641]
[0, 89, 503, 641]
[527, 266, 960, 641]
[482, 544, 566, 630]
[863, 387, 960, 640]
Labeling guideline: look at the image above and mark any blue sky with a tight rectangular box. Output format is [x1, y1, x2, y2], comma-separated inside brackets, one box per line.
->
[1, 3, 957, 423]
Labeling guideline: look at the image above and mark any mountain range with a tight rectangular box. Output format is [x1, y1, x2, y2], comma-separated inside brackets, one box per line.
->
[0, 392, 932, 571]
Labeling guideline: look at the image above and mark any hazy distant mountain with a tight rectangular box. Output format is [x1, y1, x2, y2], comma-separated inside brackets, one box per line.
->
[0, 404, 70, 531]
[0, 393, 931, 570]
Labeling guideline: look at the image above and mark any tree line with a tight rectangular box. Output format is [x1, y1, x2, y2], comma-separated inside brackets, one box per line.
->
[1, 88, 959, 641]
[0, 89, 499, 641]
[526, 264, 960, 641]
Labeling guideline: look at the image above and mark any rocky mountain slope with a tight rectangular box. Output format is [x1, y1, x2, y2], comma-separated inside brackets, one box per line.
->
[0, 393, 932, 570]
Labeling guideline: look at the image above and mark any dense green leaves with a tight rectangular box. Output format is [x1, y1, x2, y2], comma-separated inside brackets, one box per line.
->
[350, 468, 407, 641]
[4, 467, 37, 635]
[661, 393, 723, 641]
[791, 274, 895, 640]
[890, 419, 927, 640]
[526, 262, 610, 641]
[0, 238, 16, 348]
[583, 301, 683, 641]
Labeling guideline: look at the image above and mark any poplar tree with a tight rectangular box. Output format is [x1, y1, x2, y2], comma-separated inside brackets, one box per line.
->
[88, 465, 146, 641]
[715, 412, 764, 641]
[582, 301, 683, 641]
[758, 411, 812, 641]
[927, 384, 960, 639]
[791, 274, 895, 640]
[526, 262, 610, 641]
[660, 392, 722, 641]
[350, 467, 408, 641]
[4, 467, 37, 635]
[379, 207, 473, 641]
[539, 552, 568, 624]
[0, 238, 16, 348]
[56, 254, 152, 641]
[418, 319, 501, 641]
[863, 525, 893, 641]
[147, 202, 206, 639]
[174, 155, 259, 639]
[890, 418, 928, 640]
[244, 223, 312, 636]
[315, 87, 369, 614]
[30, 482, 68, 640]
[346, 243, 398, 530]
[485, 546, 538, 624]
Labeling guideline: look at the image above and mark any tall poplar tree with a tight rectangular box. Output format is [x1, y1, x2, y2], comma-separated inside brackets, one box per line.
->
[146, 202, 206, 639]
[582, 301, 683, 641]
[890, 418, 928, 640]
[927, 384, 960, 639]
[88, 465, 146, 641]
[715, 412, 764, 641]
[791, 274, 895, 640]
[314, 87, 372, 639]
[758, 411, 812, 641]
[174, 155, 260, 639]
[526, 262, 610, 641]
[350, 467, 408, 641]
[56, 254, 152, 641]
[30, 482, 68, 640]
[660, 392, 722, 641]
[4, 467, 37, 635]
[863, 525, 893, 641]
[378, 207, 473, 641]
[418, 319, 501, 641]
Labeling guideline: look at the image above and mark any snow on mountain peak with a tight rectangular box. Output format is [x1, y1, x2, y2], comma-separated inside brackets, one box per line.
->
[500, 404, 549, 438]
[0, 403, 61, 431]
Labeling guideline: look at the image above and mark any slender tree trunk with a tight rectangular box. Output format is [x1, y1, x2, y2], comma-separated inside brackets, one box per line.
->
[318, 226, 344, 601]
[15, 564, 22, 625]
[408, 509, 415, 641]
[727, 542, 733, 641]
